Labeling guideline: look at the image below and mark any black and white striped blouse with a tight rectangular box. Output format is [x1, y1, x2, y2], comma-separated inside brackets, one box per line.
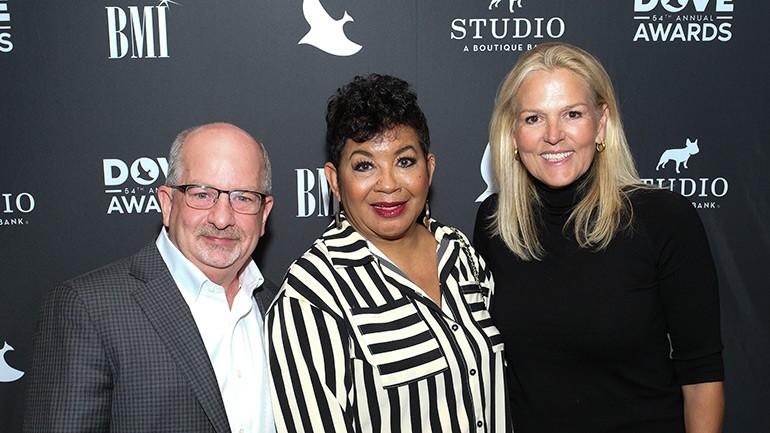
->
[267, 217, 512, 433]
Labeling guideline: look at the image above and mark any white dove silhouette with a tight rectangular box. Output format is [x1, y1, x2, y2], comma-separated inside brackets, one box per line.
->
[299, 0, 362, 56]
[0, 341, 24, 382]
[476, 143, 497, 202]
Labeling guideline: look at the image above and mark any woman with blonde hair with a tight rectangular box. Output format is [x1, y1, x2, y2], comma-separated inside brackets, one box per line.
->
[474, 42, 724, 432]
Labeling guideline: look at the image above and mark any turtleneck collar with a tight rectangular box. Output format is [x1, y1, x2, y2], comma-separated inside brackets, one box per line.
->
[532, 166, 594, 215]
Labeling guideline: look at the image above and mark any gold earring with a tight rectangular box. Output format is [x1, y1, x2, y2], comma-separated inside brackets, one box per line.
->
[514, 147, 520, 161]
[595, 142, 606, 153]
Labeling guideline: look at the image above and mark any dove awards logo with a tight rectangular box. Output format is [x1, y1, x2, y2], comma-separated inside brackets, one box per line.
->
[106, 1, 176, 59]
[641, 138, 729, 209]
[450, 0, 565, 53]
[0, 341, 24, 383]
[632, 0, 734, 42]
[0, 1, 13, 53]
[0, 191, 36, 227]
[298, 0, 361, 56]
[103, 156, 168, 214]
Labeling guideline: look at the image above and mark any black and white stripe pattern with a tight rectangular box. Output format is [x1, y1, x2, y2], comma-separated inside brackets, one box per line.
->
[267, 218, 511, 433]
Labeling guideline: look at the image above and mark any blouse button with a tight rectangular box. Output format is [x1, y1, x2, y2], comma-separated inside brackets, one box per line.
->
[451, 324, 459, 331]
[469, 369, 476, 376]
[477, 420, 483, 428]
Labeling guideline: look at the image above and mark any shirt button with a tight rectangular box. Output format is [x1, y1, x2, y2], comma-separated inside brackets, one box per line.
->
[477, 420, 483, 428]
[451, 324, 459, 331]
[237, 370, 242, 378]
[469, 369, 476, 376]
[239, 429, 244, 433]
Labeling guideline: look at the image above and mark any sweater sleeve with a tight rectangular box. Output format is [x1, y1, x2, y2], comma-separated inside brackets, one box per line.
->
[642, 190, 724, 385]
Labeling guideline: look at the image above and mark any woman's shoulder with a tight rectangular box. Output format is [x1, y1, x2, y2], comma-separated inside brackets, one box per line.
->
[477, 193, 499, 217]
[629, 187, 697, 218]
[626, 187, 707, 240]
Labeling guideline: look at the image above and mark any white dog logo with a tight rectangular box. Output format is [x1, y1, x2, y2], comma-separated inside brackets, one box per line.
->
[656, 138, 699, 174]
[299, 0, 362, 56]
[0, 341, 24, 382]
[488, 0, 523, 13]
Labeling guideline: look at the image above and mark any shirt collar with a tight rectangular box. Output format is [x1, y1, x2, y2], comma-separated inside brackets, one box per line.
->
[155, 228, 264, 304]
[322, 214, 458, 268]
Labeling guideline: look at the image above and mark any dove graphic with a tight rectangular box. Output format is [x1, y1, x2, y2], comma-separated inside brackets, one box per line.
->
[476, 143, 497, 202]
[0, 341, 24, 382]
[299, 0, 362, 56]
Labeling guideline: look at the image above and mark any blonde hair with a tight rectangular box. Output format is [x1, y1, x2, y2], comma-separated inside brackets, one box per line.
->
[488, 42, 643, 260]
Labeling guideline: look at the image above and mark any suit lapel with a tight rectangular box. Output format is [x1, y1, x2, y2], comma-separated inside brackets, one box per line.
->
[129, 245, 231, 433]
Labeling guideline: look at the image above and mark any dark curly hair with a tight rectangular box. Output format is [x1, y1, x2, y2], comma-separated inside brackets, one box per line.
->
[325, 74, 431, 167]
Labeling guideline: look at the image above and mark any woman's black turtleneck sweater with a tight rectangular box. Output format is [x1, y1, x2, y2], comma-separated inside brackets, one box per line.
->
[474, 178, 723, 433]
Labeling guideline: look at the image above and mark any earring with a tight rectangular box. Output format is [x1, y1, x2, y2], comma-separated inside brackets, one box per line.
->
[596, 142, 606, 153]
[423, 201, 431, 228]
[514, 147, 520, 161]
[333, 196, 342, 229]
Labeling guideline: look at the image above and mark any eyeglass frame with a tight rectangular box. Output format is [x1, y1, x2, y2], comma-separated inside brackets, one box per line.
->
[169, 184, 269, 215]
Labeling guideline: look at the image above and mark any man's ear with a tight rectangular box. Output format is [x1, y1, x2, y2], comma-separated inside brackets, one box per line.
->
[158, 185, 174, 227]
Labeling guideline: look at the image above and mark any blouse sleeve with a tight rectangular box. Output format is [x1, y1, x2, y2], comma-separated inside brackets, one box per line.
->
[267, 261, 356, 433]
[647, 191, 724, 385]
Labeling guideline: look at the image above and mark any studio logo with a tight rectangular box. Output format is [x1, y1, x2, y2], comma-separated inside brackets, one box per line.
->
[451, 0, 565, 53]
[642, 137, 728, 209]
[632, 0, 733, 42]
[296, 168, 334, 217]
[0, 341, 24, 382]
[298, 0, 361, 56]
[103, 157, 168, 214]
[1, 191, 35, 227]
[0, 1, 13, 53]
[106, 2, 175, 59]
[477, 143, 496, 202]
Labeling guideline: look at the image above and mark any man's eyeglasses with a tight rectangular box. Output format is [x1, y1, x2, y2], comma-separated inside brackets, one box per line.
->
[170, 184, 268, 215]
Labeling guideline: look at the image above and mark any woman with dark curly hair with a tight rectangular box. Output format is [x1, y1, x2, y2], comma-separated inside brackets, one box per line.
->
[267, 74, 512, 432]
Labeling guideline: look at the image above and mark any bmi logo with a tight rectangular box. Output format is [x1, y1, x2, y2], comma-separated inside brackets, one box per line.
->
[296, 168, 334, 217]
[298, 0, 361, 56]
[451, 1, 565, 53]
[642, 138, 728, 209]
[632, 0, 734, 42]
[0, 1, 13, 53]
[0, 341, 24, 383]
[106, 2, 176, 59]
[103, 157, 168, 214]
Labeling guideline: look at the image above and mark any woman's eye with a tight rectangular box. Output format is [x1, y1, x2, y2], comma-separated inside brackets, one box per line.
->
[353, 161, 373, 172]
[397, 157, 416, 168]
[567, 110, 583, 119]
[525, 115, 539, 124]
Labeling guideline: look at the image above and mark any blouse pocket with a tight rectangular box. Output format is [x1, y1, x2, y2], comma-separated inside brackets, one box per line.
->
[461, 284, 505, 353]
[350, 296, 449, 388]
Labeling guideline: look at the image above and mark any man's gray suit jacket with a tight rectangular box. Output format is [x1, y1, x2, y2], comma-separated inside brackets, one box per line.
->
[23, 242, 278, 432]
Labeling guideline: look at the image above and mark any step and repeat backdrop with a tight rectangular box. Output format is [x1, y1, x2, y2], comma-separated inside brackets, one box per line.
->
[1, 0, 768, 431]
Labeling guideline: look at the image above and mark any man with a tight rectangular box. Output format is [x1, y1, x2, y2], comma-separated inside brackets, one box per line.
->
[24, 123, 276, 432]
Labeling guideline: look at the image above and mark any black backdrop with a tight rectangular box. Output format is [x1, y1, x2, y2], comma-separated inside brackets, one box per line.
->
[2, 1, 768, 431]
